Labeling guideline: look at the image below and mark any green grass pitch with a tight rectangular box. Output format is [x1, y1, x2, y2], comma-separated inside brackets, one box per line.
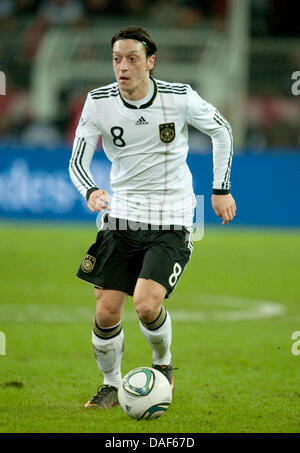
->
[0, 222, 299, 433]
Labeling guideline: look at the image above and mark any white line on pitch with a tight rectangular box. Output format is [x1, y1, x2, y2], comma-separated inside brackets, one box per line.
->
[0, 295, 286, 323]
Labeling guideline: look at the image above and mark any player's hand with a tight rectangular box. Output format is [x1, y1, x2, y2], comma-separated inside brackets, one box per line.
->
[211, 193, 236, 225]
[87, 189, 112, 213]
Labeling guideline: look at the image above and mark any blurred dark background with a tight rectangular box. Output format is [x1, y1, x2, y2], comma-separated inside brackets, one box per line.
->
[1, 0, 299, 149]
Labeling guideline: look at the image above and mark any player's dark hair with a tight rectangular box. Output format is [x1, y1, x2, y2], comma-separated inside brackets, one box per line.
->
[111, 26, 157, 75]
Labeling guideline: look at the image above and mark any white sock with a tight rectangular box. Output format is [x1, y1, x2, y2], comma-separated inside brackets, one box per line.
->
[139, 309, 172, 365]
[92, 323, 124, 389]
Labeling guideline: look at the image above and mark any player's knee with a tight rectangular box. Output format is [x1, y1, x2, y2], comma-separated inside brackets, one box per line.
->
[95, 294, 121, 327]
[95, 306, 115, 327]
[134, 297, 159, 324]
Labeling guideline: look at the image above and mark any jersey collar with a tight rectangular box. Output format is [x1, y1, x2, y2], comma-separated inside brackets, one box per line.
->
[119, 77, 158, 109]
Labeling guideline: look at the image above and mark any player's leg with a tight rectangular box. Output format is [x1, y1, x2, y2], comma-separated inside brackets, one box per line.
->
[85, 288, 127, 408]
[133, 277, 165, 323]
[133, 278, 174, 388]
[133, 227, 193, 391]
[75, 214, 134, 408]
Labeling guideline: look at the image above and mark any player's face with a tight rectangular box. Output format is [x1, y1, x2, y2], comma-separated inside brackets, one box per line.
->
[112, 39, 155, 97]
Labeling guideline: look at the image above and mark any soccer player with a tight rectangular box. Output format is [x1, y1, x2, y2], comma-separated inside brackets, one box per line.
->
[69, 26, 236, 409]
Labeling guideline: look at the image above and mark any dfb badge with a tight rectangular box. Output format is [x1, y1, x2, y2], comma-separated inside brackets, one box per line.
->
[159, 123, 176, 143]
[81, 254, 96, 273]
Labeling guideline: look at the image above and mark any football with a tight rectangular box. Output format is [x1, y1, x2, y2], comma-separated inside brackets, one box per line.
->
[118, 367, 173, 420]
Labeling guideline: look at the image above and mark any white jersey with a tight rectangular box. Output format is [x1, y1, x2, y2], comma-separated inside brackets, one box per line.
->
[69, 78, 233, 227]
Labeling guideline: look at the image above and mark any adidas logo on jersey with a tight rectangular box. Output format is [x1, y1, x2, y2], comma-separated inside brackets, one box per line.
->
[135, 116, 149, 125]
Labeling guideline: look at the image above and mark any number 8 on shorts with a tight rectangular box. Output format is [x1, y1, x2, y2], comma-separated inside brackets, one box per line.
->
[168, 262, 182, 287]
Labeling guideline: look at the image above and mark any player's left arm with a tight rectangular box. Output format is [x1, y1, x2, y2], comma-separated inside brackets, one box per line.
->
[211, 193, 236, 225]
[185, 86, 237, 224]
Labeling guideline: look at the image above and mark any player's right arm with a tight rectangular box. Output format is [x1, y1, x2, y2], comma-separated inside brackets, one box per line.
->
[86, 188, 111, 213]
[69, 92, 111, 212]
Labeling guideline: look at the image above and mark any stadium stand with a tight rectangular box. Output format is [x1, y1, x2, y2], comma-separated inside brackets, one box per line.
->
[0, 0, 299, 150]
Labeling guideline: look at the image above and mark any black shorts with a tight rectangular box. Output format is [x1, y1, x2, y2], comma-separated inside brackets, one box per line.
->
[76, 214, 193, 298]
